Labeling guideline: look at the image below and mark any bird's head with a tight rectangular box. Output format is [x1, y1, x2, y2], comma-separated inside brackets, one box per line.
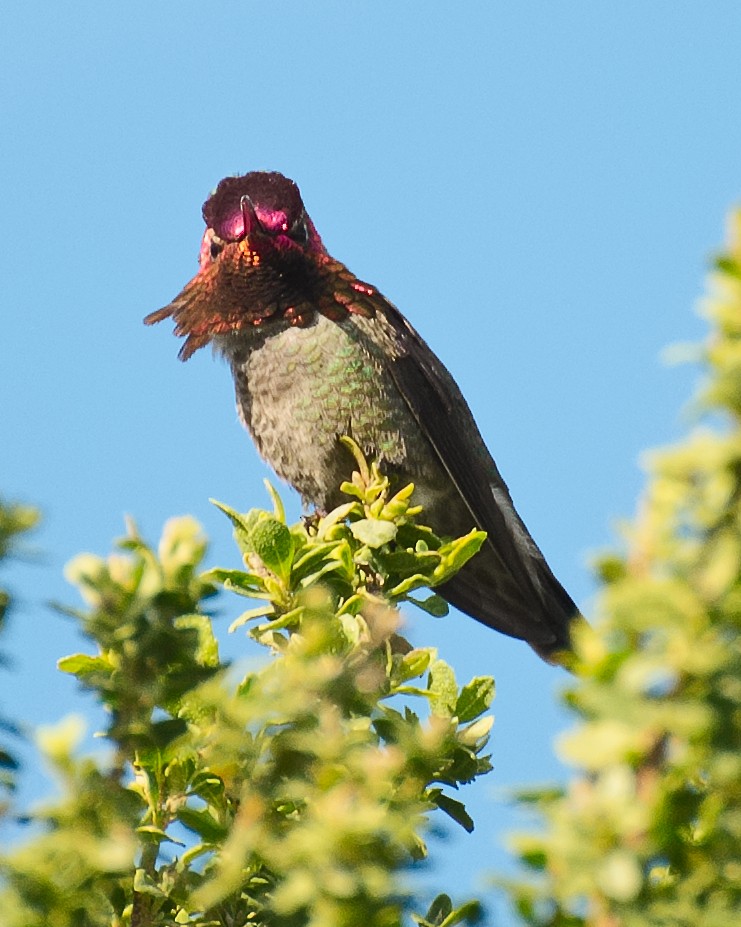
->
[145, 171, 378, 359]
[198, 171, 324, 270]
[144, 172, 326, 358]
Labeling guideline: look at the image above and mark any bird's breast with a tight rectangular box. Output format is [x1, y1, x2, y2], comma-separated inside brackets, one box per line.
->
[216, 313, 433, 509]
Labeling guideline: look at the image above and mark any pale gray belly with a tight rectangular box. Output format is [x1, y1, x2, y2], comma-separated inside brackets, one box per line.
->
[217, 314, 442, 510]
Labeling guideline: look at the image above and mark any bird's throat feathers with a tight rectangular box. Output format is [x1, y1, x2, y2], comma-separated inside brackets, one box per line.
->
[145, 232, 382, 361]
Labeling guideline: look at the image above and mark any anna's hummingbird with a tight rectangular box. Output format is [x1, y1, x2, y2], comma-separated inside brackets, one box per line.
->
[145, 171, 580, 661]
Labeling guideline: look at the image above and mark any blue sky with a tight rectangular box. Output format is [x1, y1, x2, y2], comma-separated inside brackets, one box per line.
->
[2, 1, 740, 919]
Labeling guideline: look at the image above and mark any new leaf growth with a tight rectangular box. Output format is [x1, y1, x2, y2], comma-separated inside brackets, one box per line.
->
[1, 446, 493, 927]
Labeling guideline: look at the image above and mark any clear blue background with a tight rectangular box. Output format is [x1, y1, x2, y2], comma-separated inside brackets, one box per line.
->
[2, 2, 740, 920]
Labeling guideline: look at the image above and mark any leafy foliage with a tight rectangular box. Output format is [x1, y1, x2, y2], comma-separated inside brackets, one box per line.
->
[11, 208, 741, 927]
[503, 214, 741, 925]
[0, 498, 39, 803]
[0, 448, 492, 926]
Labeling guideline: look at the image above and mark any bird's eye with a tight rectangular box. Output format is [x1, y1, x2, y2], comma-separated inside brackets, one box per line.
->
[289, 215, 309, 244]
[210, 235, 225, 259]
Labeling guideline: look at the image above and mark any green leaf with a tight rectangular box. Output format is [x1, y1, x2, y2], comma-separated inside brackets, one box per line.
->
[332, 539, 355, 579]
[388, 573, 431, 597]
[715, 254, 741, 279]
[408, 593, 449, 616]
[426, 894, 453, 922]
[210, 499, 262, 553]
[292, 542, 341, 579]
[297, 560, 347, 589]
[432, 531, 487, 583]
[455, 677, 495, 722]
[148, 718, 188, 749]
[439, 900, 483, 926]
[428, 659, 458, 716]
[376, 548, 438, 575]
[428, 789, 474, 833]
[396, 648, 434, 683]
[204, 567, 265, 596]
[57, 653, 112, 676]
[177, 806, 229, 841]
[180, 842, 214, 867]
[136, 825, 184, 846]
[263, 479, 286, 523]
[173, 614, 220, 667]
[133, 868, 167, 897]
[350, 518, 398, 547]
[188, 772, 224, 803]
[255, 606, 304, 634]
[457, 716, 493, 748]
[339, 434, 371, 483]
[316, 502, 359, 538]
[414, 894, 483, 927]
[229, 604, 275, 632]
[250, 517, 295, 582]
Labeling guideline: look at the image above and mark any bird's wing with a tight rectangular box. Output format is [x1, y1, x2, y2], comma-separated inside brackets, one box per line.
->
[365, 293, 578, 650]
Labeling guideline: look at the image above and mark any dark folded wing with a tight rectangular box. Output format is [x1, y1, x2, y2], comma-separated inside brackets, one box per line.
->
[372, 296, 578, 652]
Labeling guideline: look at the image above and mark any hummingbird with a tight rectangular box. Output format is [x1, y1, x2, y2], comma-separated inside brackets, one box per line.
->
[145, 171, 580, 661]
